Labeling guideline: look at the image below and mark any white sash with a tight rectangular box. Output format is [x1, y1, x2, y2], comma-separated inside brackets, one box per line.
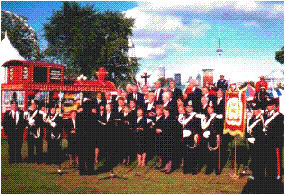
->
[247, 114, 263, 135]
[183, 112, 196, 127]
[263, 112, 280, 134]
[201, 113, 217, 130]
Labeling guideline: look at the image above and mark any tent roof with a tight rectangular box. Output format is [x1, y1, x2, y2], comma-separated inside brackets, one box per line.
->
[0, 31, 26, 66]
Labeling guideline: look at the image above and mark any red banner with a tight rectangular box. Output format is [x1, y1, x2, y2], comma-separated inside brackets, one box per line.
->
[223, 91, 246, 137]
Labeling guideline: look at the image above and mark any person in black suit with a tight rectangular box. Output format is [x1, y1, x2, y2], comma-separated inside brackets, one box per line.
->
[115, 97, 125, 114]
[185, 81, 202, 113]
[95, 103, 122, 173]
[144, 92, 156, 117]
[93, 92, 105, 111]
[133, 107, 149, 167]
[162, 91, 176, 115]
[154, 81, 163, 105]
[25, 100, 44, 163]
[76, 100, 98, 175]
[213, 89, 225, 115]
[2, 100, 27, 163]
[154, 105, 165, 169]
[119, 105, 135, 166]
[45, 104, 63, 165]
[216, 75, 228, 92]
[169, 79, 182, 102]
[160, 106, 177, 174]
[182, 104, 201, 174]
[263, 99, 284, 180]
[94, 103, 106, 163]
[127, 85, 144, 106]
[201, 106, 223, 175]
[246, 102, 265, 180]
[65, 110, 79, 167]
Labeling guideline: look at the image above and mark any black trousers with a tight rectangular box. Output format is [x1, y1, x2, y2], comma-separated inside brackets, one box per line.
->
[27, 135, 43, 162]
[265, 146, 283, 179]
[183, 145, 198, 174]
[7, 134, 23, 163]
[47, 138, 63, 164]
[78, 145, 95, 174]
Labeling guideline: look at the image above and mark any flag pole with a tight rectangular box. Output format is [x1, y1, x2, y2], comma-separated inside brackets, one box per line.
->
[230, 136, 239, 179]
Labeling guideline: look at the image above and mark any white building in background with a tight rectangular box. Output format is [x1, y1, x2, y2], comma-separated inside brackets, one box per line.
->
[128, 37, 136, 59]
[265, 68, 284, 88]
[157, 65, 165, 78]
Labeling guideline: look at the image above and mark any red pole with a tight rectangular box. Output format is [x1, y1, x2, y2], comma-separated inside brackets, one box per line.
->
[276, 147, 280, 178]
[218, 134, 221, 173]
[196, 134, 199, 174]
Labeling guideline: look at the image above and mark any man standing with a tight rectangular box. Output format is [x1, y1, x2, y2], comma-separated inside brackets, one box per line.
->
[216, 75, 228, 91]
[76, 100, 98, 175]
[154, 81, 163, 105]
[25, 100, 44, 163]
[255, 75, 268, 92]
[263, 99, 284, 180]
[169, 79, 182, 102]
[2, 100, 26, 163]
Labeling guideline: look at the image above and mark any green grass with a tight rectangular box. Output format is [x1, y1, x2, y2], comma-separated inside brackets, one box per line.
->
[2, 139, 248, 194]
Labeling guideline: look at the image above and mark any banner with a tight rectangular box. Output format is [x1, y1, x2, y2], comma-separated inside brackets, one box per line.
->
[223, 91, 246, 137]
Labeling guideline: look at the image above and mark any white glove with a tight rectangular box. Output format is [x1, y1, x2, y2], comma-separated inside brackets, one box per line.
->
[50, 122, 57, 128]
[247, 137, 255, 144]
[28, 119, 35, 126]
[183, 130, 192, 138]
[51, 133, 55, 139]
[203, 131, 210, 139]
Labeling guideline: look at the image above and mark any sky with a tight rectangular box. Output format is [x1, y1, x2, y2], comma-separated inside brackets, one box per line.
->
[1, 1, 284, 84]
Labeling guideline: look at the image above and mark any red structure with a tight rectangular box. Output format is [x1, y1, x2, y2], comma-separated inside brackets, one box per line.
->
[1, 60, 116, 138]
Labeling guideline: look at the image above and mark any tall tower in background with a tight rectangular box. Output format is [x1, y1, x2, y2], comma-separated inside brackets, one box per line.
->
[174, 73, 181, 86]
[214, 27, 224, 82]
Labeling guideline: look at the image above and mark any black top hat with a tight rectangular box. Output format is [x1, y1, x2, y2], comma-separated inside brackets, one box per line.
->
[10, 100, 18, 105]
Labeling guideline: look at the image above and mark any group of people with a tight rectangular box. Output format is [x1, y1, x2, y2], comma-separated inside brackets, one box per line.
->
[2, 76, 283, 179]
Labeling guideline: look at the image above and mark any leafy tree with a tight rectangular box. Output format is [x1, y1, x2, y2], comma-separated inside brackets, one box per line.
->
[239, 81, 255, 90]
[1, 10, 42, 60]
[275, 46, 284, 64]
[44, 2, 139, 86]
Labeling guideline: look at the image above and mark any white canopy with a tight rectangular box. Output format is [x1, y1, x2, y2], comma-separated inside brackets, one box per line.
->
[0, 31, 26, 84]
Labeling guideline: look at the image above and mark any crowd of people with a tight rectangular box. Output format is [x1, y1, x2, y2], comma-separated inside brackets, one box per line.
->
[2, 76, 283, 180]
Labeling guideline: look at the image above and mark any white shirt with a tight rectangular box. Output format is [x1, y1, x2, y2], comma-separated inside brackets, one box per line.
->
[133, 93, 137, 100]
[156, 115, 162, 122]
[11, 110, 19, 124]
[118, 107, 123, 113]
[106, 99, 112, 104]
[217, 97, 222, 105]
[107, 112, 111, 122]
[97, 99, 102, 104]
[155, 88, 161, 101]
[124, 113, 128, 117]
[163, 101, 169, 107]
[147, 102, 154, 110]
[137, 117, 143, 123]
[72, 119, 76, 129]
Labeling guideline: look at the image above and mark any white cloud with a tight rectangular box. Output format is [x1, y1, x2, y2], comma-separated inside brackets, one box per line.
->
[125, 1, 283, 60]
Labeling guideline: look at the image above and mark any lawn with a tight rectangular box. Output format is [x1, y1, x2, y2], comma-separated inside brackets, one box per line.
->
[1, 139, 248, 194]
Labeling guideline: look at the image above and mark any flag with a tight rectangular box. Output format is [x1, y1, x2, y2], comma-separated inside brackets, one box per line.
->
[223, 91, 246, 137]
